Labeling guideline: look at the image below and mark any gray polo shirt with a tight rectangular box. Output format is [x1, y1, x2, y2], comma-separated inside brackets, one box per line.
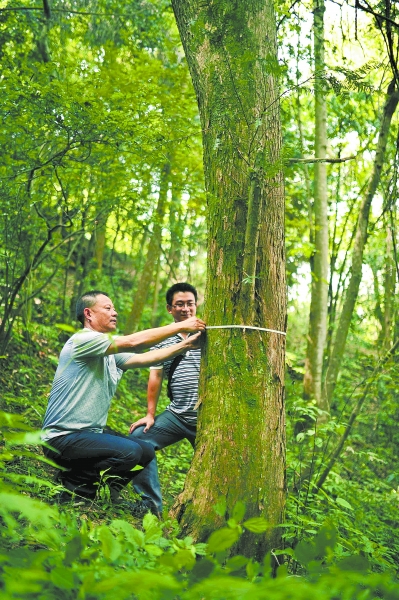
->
[42, 329, 134, 441]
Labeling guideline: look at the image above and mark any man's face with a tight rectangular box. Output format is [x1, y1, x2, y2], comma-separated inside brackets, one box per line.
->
[84, 294, 118, 333]
[167, 291, 197, 323]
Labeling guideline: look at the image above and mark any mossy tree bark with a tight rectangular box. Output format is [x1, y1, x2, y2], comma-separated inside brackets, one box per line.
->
[171, 0, 286, 559]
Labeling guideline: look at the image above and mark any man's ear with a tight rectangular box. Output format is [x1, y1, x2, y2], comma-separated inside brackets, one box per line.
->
[166, 304, 173, 315]
[83, 307, 92, 322]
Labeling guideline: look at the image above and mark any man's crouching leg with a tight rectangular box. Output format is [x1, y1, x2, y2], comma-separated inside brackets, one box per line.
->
[44, 430, 155, 500]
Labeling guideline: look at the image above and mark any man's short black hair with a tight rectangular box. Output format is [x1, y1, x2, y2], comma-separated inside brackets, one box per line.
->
[76, 290, 110, 325]
[166, 283, 198, 306]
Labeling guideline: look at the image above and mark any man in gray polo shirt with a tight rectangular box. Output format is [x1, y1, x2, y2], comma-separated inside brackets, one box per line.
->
[129, 282, 201, 514]
[42, 289, 205, 501]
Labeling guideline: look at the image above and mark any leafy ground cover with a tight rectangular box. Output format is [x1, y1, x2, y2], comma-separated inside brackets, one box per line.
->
[1, 321, 399, 598]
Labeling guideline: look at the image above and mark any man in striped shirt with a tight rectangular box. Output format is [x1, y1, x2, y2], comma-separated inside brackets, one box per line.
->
[129, 283, 201, 515]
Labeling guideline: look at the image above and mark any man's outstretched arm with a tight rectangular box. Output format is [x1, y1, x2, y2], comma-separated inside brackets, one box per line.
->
[105, 317, 205, 355]
[121, 332, 201, 370]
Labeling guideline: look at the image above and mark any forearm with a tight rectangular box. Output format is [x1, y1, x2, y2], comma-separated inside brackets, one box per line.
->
[146, 370, 163, 417]
[107, 322, 182, 354]
[123, 339, 187, 369]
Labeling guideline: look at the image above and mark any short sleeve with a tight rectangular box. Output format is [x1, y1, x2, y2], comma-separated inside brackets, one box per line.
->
[71, 330, 116, 359]
[147, 342, 164, 370]
[114, 353, 136, 368]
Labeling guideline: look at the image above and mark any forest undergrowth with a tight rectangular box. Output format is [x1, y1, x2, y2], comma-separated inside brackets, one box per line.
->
[1, 316, 399, 599]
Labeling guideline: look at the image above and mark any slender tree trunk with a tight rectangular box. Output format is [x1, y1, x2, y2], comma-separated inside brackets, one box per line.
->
[150, 258, 162, 327]
[94, 209, 111, 271]
[168, 186, 185, 277]
[382, 224, 396, 349]
[170, 0, 286, 560]
[124, 161, 171, 333]
[324, 81, 399, 406]
[303, 0, 329, 414]
[37, 0, 51, 62]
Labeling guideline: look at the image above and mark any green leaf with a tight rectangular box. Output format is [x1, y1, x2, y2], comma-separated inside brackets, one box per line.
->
[144, 544, 163, 556]
[0, 411, 32, 431]
[337, 554, 369, 572]
[64, 535, 84, 566]
[110, 519, 146, 547]
[194, 543, 208, 556]
[207, 527, 240, 553]
[98, 526, 122, 562]
[246, 559, 260, 580]
[50, 566, 76, 590]
[336, 497, 353, 510]
[56, 323, 77, 333]
[232, 501, 246, 523]
[0, 492, 58, 527]
[214, 496, 227, 517]
[294, 540, 318, 565]
[225, 555, 248, 572]
[4, 430, 44, 445]
[242, 517, 269, 533]
[143, 511, 159, 530]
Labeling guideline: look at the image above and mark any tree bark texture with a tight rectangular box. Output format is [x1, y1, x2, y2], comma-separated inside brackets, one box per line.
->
[303, 0, 329, 414]
[324, 81, 399, 406]
[124, 161, 171, 333]
[171, 0, 286, 559]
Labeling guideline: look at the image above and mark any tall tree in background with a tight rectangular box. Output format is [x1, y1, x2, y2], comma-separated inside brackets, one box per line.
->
[125, 159, 171, 333]
[324, 80, 399, 406]
[303, 0, 329, 415]
[171, 0, 286, 559]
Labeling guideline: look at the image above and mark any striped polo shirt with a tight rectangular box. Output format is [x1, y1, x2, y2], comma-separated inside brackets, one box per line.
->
[150, 333, 201, 425]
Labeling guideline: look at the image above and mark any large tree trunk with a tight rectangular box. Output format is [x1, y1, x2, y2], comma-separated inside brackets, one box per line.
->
[303, 0, 329, 414]
[171, 0, 286, 560]
[324, 81, 399, 406]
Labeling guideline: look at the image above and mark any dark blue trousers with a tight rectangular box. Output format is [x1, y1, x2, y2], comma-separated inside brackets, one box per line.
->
[44, 428, 155, 498]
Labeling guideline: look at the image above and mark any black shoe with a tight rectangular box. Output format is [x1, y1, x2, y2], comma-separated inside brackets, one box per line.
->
[129, 501, 160, 519]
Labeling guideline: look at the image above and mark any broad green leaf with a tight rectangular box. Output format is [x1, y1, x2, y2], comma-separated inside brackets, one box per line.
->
[207, 527, 240, 553]
[225, 555, 248, 571]
[336, 497, 353, 510]
[0, 493, 58, 527]
[64, 534, 84, 566]
[242, 517, 269, 533]
[144, 543, 164, 556]
[50, 566, 76, 590]
[143, 511, 158, 530]
[213, 496, 227, 517]
[98, 526, 122, 562]
[110, 519, 142, 546]
[232, 501, 246, 523]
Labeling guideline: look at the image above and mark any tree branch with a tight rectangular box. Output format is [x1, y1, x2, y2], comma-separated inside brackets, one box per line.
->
[287, 155, 356, 164]
[0, 6, 131, 17]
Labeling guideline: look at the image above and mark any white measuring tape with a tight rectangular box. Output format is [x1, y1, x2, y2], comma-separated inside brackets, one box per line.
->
[206, 325, 286, 336]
